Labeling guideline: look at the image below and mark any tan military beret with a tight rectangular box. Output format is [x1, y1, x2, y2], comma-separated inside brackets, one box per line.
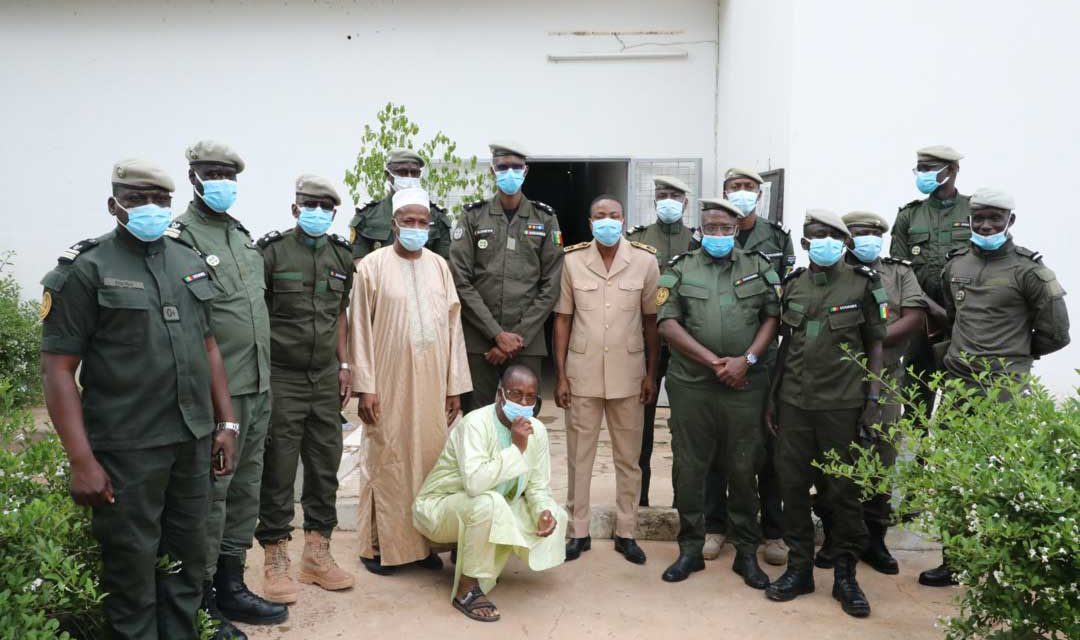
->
[723, 167, 764, 185]
[111, 158, 175, 192]
[970, 187, 1015, 211]
[699, 197, 740, 217]
[653, 175, 691, 195]
[804, 209, 850, 236]
[385, 148, 425, 168]
[295, 174, 341, 207]
[842, 210, 889, 233]
[916, 145, 963, 163]
[185, 139, 246, 173]
[489, 141, 528, 159]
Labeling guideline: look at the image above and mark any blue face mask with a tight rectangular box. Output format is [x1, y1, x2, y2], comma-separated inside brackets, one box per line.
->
[970, 226, 1009, 251]
[915, 167, 949, 195]
[726, 190, 759, 217]
[808, 237, 846, 267]
[194, 172, 238, 212]
[591, 218, 624, 247]
[297, 206, 334, 237]
[655, 199, 684, 224]
[701, 234, 735, 258]
[494, 169, 525, 195]
[851, 235, 883, 263]
[397, 226, 429, 252]
[500, 391, 535, 421]
[118, 202, 172, 242]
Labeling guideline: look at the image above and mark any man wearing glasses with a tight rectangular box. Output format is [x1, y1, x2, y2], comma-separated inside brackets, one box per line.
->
[449, 142, 564, 414]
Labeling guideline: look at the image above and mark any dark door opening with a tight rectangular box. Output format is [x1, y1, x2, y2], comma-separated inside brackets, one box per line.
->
[523, 160, 630, 246]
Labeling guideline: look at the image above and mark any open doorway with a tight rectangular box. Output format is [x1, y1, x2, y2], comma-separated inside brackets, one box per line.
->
[523, 159, 630, 245]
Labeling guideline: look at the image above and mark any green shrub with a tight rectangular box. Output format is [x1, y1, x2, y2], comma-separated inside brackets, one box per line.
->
[819, 361, 1079, 639]
[0, 251, 42, 408]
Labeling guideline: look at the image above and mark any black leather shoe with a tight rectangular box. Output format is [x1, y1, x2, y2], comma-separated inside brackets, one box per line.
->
[565, 536, 591, 561]
[662, 554, 705, 582]
[861, 533, 899, 575]
[732, 551, 770, 590]
[214, 555, 288, 625]
[361, 555, 397, 576]
[833, 555, 871, 618]
[918, 563, 958, 587]
[765, 568, 815, 602]
[201, 582, 247, 640]
[614, 536, 646, 564]
[415, 552, 443, 570]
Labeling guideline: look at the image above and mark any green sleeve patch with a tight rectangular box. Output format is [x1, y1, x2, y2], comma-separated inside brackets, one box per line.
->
[657, 274, 679, 288]
[271, 271, 303, 281]
[788, 301, 806, 312]
[872, 287, 888, 304]
[764, 270, 780, 285]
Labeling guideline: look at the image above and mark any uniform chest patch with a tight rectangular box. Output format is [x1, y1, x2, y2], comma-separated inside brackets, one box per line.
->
[526, 223, 545, 233]
[911, 246, 922, 256]
[330, 270, 348, 281]
[478, 239, 489, 250]
[955, 290, 966, 302]
[103, 277, 145, 289]
[182, 272, 208, 284]
[734, 273, 760, 286]
[525, 229, 546, 237]
[206, 254, 221, 267]
[553, 230, 563, 246]
[452, 225, 464, 241]
[952, 221, 970, 228]
[475, 228, 495, 237]
[828, 303, 860, 313]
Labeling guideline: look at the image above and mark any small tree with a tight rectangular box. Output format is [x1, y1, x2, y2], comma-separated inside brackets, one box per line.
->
[819, 356, 1079, 640]
[0, 251, 42, 408]
[343, 103, 493, 218]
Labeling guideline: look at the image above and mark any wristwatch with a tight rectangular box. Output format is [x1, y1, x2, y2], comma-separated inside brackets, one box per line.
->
[215, 422, 240, 436]
[339, 362, 351, 371]
[744, 352, 758, 367]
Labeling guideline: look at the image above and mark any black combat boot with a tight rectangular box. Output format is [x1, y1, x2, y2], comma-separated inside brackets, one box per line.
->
[918, 562, 958, 587]
[860, 523, 899, 575]
[214, 554, 289, 625]
[833, 555, 871, 618]
[765, 567, 814, 602]
[202, 581, 247, 640]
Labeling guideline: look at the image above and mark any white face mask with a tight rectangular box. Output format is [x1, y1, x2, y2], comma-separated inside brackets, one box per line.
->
[390, 174, 421, 192]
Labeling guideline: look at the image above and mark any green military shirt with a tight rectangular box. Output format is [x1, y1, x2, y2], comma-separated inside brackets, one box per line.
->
[349, 196, 452, 260]
[40, 229, 217, 451]
[942, 240, 1070, 379]
[778, 262, 889, 410]
[626, 220, 697, 267]
[258, 228, 353, 377]
[656, 248, 780, 388]
[848, 256, 928, 367]
[171, 203, 270, 395]
[890, 194, 972, 305]
[448, 195, 564, 356]
[736, 215, 796, 278]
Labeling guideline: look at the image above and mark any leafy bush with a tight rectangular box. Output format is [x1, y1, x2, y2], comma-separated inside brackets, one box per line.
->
[344, 102, 493, 217]
[0, 252, 42, 408]
[820, 361, 1079, 640]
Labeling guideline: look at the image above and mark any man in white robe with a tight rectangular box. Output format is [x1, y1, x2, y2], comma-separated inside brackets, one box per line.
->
[413, 365, 566, 622]
[349, 188, 472, 575]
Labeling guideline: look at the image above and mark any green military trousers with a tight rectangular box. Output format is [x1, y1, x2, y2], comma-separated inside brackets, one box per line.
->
[776, 402, 868, 570]
[205, 390, 271, 576]
[462, 353, 544, 414]
[92, 435, 211, 640]
[256, 369, 343, 543]
[668, 378, 766, 557]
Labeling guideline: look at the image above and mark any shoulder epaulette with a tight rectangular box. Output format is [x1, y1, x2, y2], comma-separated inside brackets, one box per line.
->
[165, 234, 203, 257]
[627, 225, 646, 235]
[430, 201, 446, 214]
[330, 233, 352, 249]
[853, 264, 880, 279]
[691, 228, 702, 243]
[630, 240, 656, 254]
[356, 199, 379, 214]
[563, 241, 590, 254]
[164, 220, 187, 239]
[765, 218, 790, 234]
[667, 251, 691, 267]
[58, 238, 99, 264]
[232, 219, 252, 239]
[464, 200, 485, 212]
[946, 246, 970, 261]
[1015, 246, 1043, 262]
[782, 266, 806, 284]
[882, 256, 913, 267]
[256, 229, 285, 249]
[532, 200, 555, 214]
[755, 250, 773, 263]
[898, 199, 923, 213]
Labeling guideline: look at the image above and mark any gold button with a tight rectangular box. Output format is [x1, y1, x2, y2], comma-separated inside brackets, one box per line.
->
[607, 281, 612, 286]
[604, 347, 609, 352]
[606, 303, 611, 308]
[605, 324, 609, 328]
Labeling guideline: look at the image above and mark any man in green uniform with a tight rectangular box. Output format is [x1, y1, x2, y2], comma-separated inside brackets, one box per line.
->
[41, 159, 238, 639]
[170, 140, 286, 636]
[707, 167, 795, 564]
[765, 209, 886, 618]
[626, 175, 698, 508]
[449, 142, 564, 413]
[349, 148, 453, 261]
[813, 211, 929, 575]
[921, 187, 1070, 587]
[890, 145, 966, 421]
[656, 198, 778, 590]
[255, 176, 356, 604]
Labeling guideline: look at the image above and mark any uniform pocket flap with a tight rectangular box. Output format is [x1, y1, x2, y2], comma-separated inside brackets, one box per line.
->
[627, 336, 645, 352]
[328, 278, 345, 292]
[827, 310, 864, 329]
[619, 279, 644, 291]
[781, 308, 804, 327]
[360, 221, 392, 241]
[97, 288, 149, 310]
[272, 276, 304, 293]
[1035, 267, 1058, 283]
[574, 280, 600, 291]
[185, 279, 218, 302]
[569, 333, 587, 353]
[908, 231, 931, 244]
[677, 284, 709, 299]
[41, 269, 71, 292]
[734, 280, 768, 299]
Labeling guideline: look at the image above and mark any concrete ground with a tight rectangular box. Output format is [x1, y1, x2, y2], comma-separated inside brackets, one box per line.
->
[248, 392, 957, 639]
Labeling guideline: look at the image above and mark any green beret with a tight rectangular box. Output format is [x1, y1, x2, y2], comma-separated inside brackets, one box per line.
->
[804, 209, 850, 236]
[186, 139, 246, 173]
[653, 175, 691, 195]
[916, 145, 963, 163]
[699, 197, 740, 217]
[842, 210, 889, 233]
[111, 158, 175, 192]
[489, 141, 528, 160]
[295, 174, 341, 207]
[970, 187, 1015, 211]
[723, 167, 764, 185]
[385, 148, 425, 168]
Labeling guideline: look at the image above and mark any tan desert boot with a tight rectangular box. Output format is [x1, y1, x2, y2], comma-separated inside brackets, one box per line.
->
[703, 533, 726, 560]
[299, 530, 355, 591]
[263, 539, 299, 604]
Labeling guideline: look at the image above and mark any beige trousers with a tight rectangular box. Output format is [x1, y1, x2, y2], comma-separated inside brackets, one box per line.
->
[565, 395, 644, 539]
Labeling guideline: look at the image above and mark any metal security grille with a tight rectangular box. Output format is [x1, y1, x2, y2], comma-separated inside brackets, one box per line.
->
[628, 158, 703, 228]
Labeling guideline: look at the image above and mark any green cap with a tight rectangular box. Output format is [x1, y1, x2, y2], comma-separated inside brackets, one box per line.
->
[385, 148, 425, 168]
[916, 145, 963, 163]
[295, 174, 341, 207]
[699, 197, 741, 217]
[842, 210, 889, 233]
[185, 139, 245, 173]
[970, 187, 1015, 211]
[723, 167, 764, 185]
[489, 141, 528, 159]
[653, 175, 691, 195]
[804, 209, 850, 236]
[111, 158, 175, 192]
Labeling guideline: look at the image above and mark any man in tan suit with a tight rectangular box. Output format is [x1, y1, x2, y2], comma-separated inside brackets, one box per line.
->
[553, 195, 660, 565]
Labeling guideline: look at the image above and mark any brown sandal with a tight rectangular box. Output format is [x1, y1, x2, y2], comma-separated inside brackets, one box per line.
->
[453, 586, 501, 622]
